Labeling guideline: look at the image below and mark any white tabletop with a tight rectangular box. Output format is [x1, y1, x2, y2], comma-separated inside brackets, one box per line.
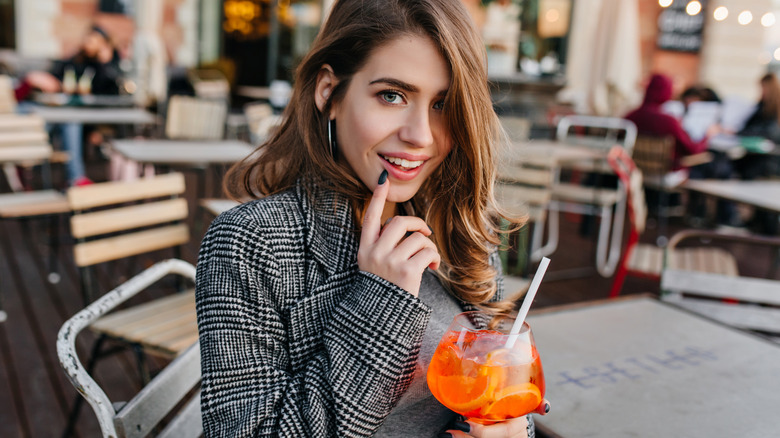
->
[683, 179, 780, 213]
[31, 106, 157, 125]
[528, 296, 780, 438]
[110, 139, 254, 166]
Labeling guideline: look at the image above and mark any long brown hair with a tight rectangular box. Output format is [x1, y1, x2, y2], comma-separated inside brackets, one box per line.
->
[225, 0, 521, 314]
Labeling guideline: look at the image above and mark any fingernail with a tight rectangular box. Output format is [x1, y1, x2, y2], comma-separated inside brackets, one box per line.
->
[452, 420, 470, 432]
[404, 231, 414, 238]
[378, 169, 388, 185]
[545, 402, 551, 413]
[437, 433, 453, 438]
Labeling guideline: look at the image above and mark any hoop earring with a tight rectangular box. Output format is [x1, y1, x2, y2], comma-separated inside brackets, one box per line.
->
[327, 118, 337, 158]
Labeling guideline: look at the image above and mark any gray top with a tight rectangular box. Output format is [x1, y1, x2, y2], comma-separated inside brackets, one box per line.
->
[374, 269, 463, 437]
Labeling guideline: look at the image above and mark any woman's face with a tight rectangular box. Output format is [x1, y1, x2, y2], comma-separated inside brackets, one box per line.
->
[325, 35, 453, 203]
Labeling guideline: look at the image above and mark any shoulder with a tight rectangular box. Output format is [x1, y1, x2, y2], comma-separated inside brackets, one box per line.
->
[199, 188, 306, 261]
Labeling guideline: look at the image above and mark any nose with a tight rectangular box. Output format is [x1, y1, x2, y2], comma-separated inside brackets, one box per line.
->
[398, 106, 434, 148]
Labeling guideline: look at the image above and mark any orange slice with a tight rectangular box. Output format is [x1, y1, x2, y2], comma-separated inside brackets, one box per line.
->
[436, 373, 495, 413]
[480, 382, 542, 420]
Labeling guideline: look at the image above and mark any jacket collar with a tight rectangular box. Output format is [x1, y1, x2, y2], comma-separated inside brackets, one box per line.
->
[295, 176, 360, 276]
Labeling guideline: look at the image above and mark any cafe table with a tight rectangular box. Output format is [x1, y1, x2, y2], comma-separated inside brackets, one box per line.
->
[109, 138, 255, 198]
[527, 295, 780, 438]
[30, 106, 158, 125]
[682, 179, 780, 214]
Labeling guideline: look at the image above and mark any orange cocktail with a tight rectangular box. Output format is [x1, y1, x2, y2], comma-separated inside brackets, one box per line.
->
[427, 312, 545, 423]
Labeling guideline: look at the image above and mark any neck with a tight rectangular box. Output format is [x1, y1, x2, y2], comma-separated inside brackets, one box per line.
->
[380, 201, 397, 225]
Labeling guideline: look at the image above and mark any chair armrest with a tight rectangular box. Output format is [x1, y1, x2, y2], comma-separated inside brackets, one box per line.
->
[56, 259, 196, 437]
[679, 152, 713, 168]
[667, 229, 780, 250]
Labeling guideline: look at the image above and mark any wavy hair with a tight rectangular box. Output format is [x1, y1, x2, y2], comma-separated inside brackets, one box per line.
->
[225, 0, 522, 315]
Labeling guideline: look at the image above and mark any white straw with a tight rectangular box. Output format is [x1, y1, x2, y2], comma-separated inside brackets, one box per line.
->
[505, 257, 550, 349]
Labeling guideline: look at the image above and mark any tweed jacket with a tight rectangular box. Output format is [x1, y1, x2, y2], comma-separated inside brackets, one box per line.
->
[196, 177, 506, 437]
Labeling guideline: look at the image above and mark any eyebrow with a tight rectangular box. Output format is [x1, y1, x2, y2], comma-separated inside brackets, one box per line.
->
[369, 77, 448, 96]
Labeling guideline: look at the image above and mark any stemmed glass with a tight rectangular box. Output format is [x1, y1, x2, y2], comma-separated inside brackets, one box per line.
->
[427, 311, 546, 424]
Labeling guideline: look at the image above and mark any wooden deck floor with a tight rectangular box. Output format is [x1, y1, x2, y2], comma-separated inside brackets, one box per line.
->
[1, 165, 777, 437]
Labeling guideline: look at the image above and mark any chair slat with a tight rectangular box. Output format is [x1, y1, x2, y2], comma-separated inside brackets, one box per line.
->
[156, 390, 203, 438]
[661, 269, 780, 305]
[73, 224, 190, 267]
[0, 190, 70, 218]
[667, 296, 780, 333]
[68, 172, 185, 210]
[0, 114, 45, 131]
[91, 291, 194, 331]
[113, 343, 201, 438]
[0, 144, 53, 163]
[70, 198, 188, 238]
[552, 183, 620, 206]
[0, 131, 48, 146]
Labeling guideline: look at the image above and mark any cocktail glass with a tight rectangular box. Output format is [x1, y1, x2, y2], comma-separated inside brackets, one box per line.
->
[427, 311, 545, 424]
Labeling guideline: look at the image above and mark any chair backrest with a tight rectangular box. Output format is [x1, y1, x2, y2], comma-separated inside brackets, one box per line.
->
[57, 259, 201, 438]
[556, 115, 638, 154]
[499, 116, 532, 143]
[67, 172, 189, 269]
[661, 230, 780, 341]
[165, 95, 227, 140]
[632, 135, 675, 181]
[0, 114, 52, 164]
[496, 144, 554, 224]
[244, 101, 281, 144]
[0, 74, 17, 114]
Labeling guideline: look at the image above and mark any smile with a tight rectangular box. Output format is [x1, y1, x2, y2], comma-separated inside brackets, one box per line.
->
[381, 154, 424, 170]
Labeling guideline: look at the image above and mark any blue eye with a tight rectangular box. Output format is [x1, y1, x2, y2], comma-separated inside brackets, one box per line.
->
[380, 91, 403, 104]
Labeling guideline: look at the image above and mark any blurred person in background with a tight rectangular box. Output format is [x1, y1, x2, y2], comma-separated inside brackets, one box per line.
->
[50, 25, 124, 186]
[734, 73, 780, 233]
[625, 74, 738, 226]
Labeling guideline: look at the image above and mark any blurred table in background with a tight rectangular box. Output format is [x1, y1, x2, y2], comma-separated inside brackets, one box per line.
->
[683, 179, 780, 214]
[529, 296, 780, 438]
[30, 106, 157, 125]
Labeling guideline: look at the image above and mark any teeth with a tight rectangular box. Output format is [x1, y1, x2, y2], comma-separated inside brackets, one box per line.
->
[382, 155, 424, 169]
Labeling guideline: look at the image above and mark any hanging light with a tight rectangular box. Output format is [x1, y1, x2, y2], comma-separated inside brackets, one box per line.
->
[659, 0, 673, 8]
[686, 1, 702, 16]
[713, 6, 729, 21]
[738, 10, 753, 25]
[773, 47, 780, 61]
[761, 12, 776, 27]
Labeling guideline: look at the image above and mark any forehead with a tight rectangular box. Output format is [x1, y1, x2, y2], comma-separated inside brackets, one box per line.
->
[357, 35, 451, 91]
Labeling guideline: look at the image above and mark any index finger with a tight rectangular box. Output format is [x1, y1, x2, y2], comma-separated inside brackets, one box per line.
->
[360, 169, 389, 246]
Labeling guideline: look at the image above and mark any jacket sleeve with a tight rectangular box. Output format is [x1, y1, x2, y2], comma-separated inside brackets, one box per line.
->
[195, 216, 432, 437]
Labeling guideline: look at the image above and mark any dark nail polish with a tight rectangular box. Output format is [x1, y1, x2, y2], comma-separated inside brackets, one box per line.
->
[545, 402, 551, 413]
[452, 420, 470, 432]
[378, 170, 388, 185]
[437, 433, 453, 438]
[404, 231, 414, 238]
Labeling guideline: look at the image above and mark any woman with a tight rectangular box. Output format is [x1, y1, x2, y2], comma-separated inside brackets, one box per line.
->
[196, 0, 549, 437]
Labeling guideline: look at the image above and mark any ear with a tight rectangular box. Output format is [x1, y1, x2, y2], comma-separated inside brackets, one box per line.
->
[314, 64, 338, 117]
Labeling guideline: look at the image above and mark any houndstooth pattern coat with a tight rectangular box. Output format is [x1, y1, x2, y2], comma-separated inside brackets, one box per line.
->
[195, 177, 507, 437]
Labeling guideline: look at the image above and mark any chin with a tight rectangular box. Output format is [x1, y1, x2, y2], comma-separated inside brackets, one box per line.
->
[387, 187, 420, 204]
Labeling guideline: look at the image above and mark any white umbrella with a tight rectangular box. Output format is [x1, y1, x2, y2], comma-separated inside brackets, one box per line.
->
[559, 0, 642, 116]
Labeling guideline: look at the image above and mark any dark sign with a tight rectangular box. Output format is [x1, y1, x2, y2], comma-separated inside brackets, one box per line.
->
[657, 0, 707, 53]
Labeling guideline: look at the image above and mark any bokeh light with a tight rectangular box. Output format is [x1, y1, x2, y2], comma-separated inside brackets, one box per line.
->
[686, 1, 702, 16]
[713, 6, 729, 21]
[761, 12, 776, 27]
[738, 10, 753, 25]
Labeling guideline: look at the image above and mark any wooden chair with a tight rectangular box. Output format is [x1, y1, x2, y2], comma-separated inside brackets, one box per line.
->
[495, 144, 555, 277]
[632, 135, 712, 246]
[607, 147, 742, 297]
[661, 230, 780, 343]
[0, 114, 70, 321]
[57, 259, 202, 437]
[165, 95, 227, 141]
[244, 101, 282, 145]
[68, 172, 190, 304]
[550, 115, 637, 277]
[0, 74, 17, 113]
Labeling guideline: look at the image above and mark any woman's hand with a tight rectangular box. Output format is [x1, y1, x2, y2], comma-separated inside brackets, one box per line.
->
[440, 400, 550, 438]
[358, 171, 440, 296]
